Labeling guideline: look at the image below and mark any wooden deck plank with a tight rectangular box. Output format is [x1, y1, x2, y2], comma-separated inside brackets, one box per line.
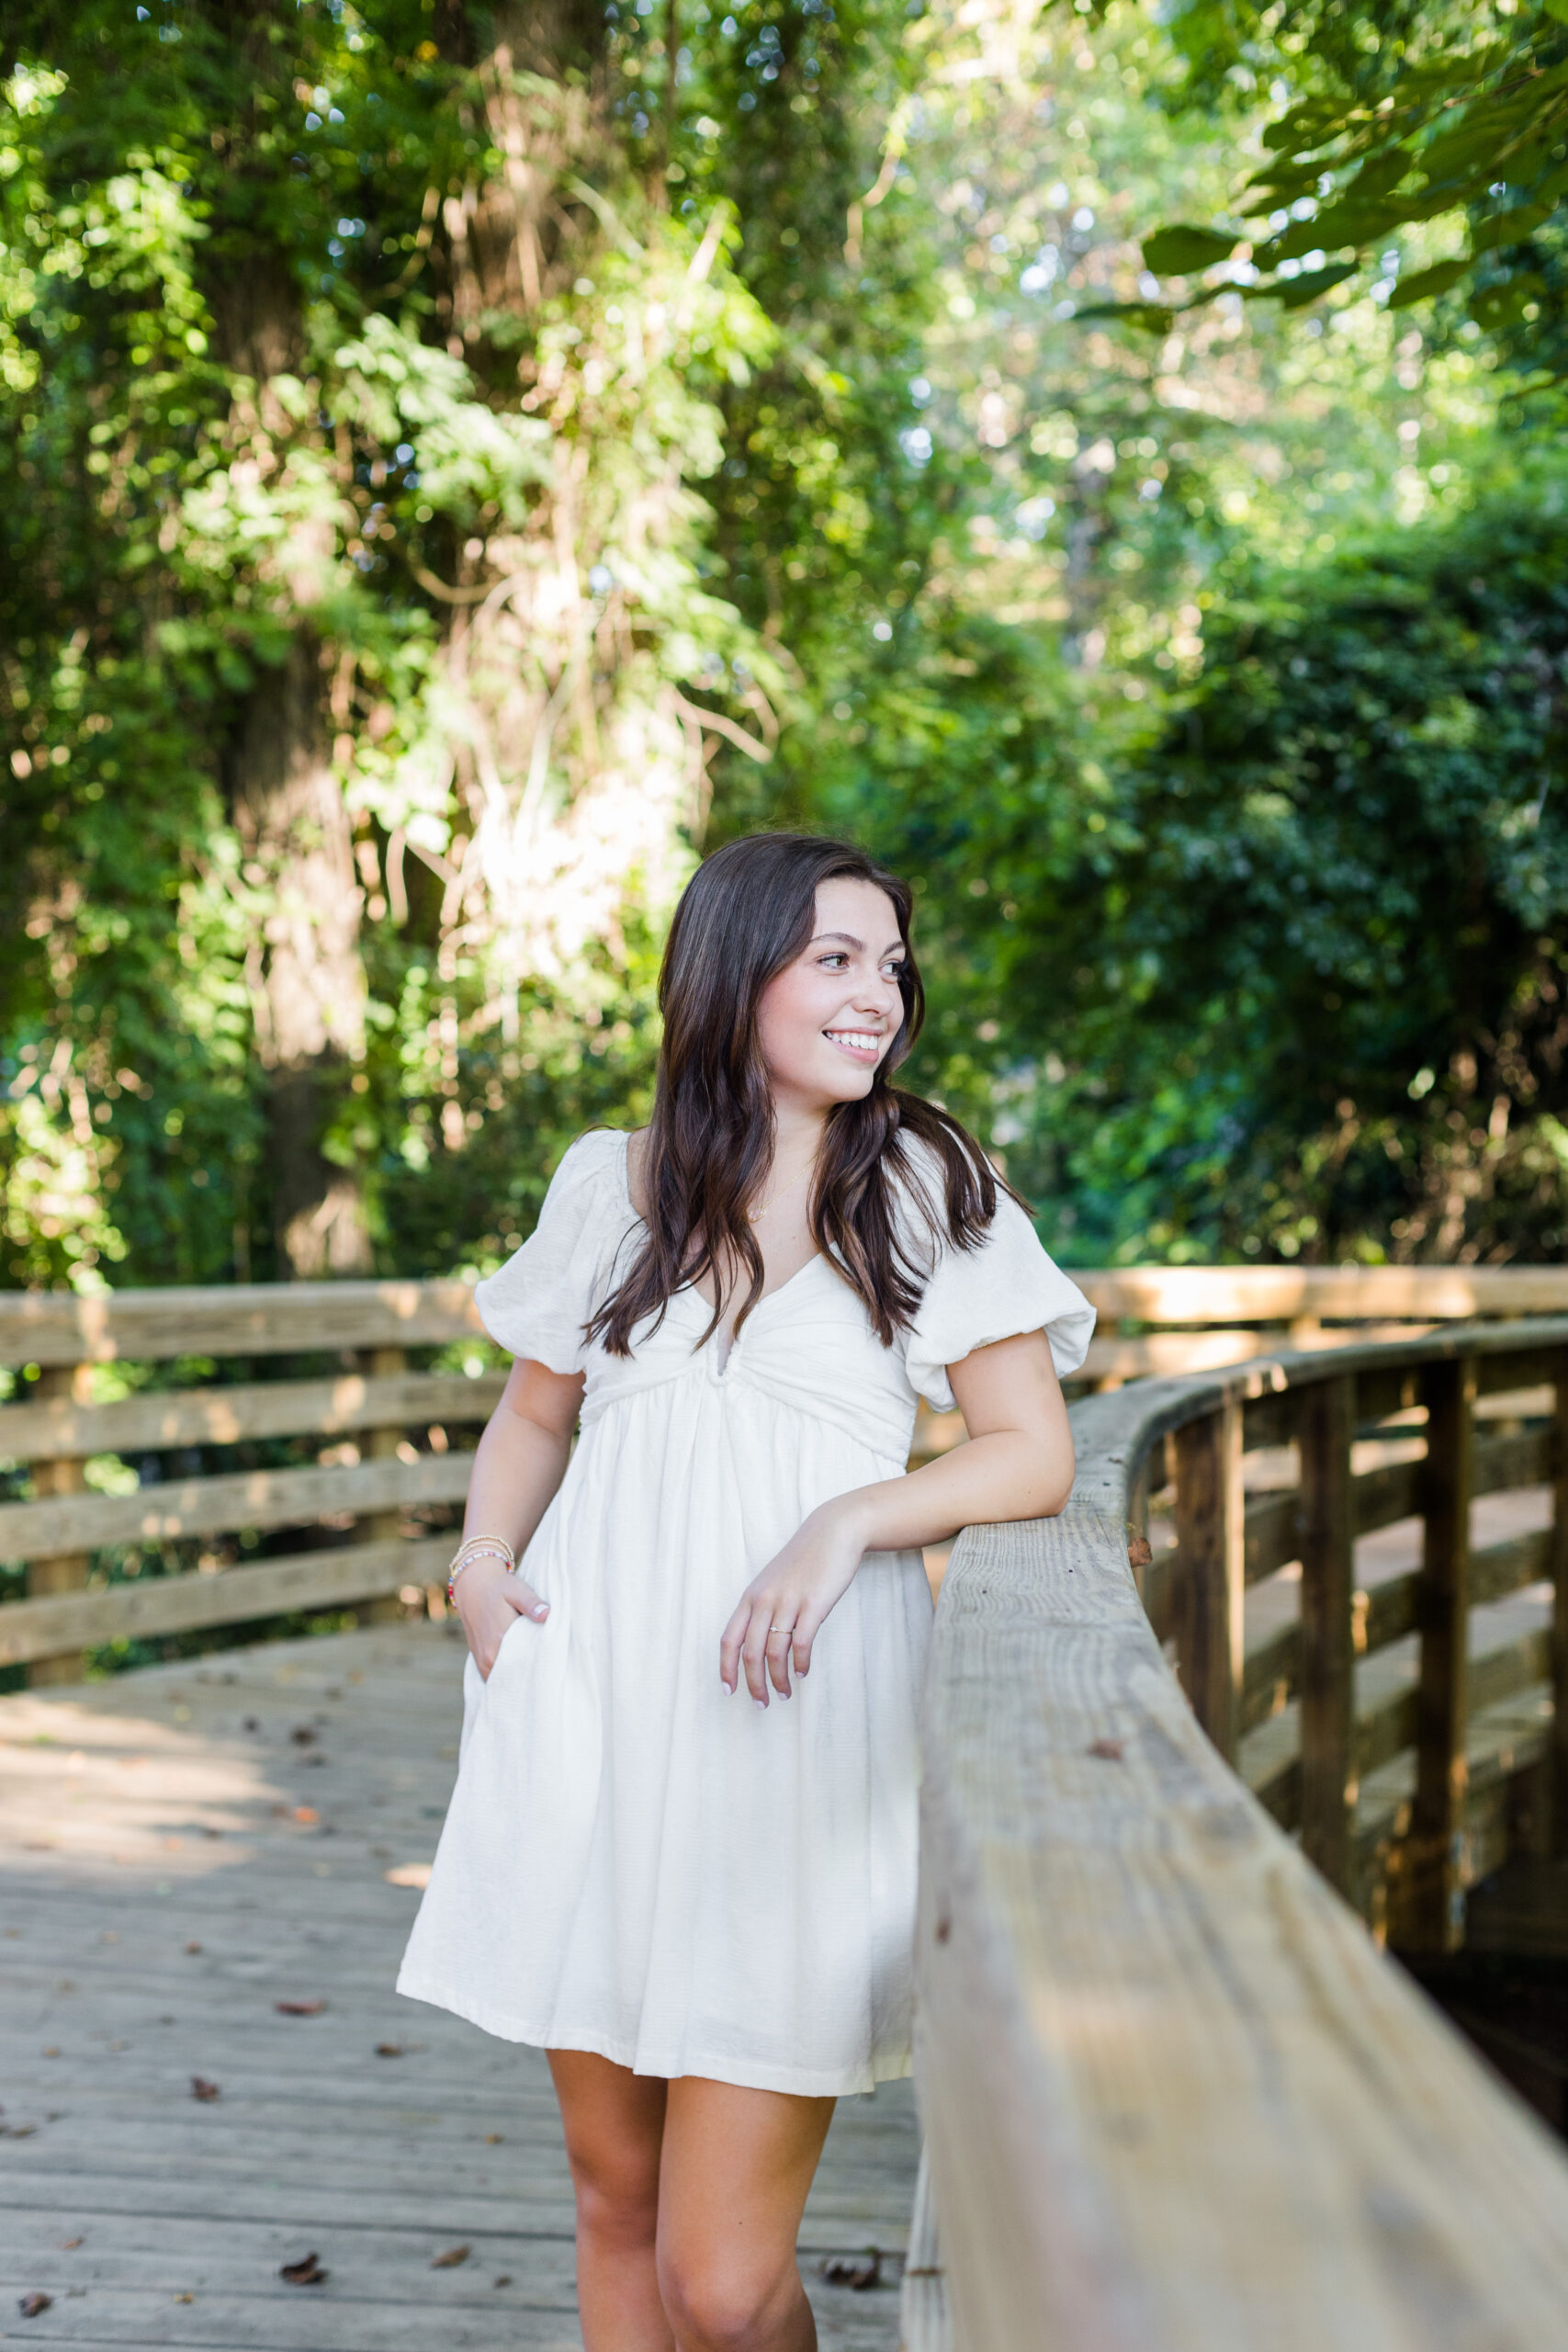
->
[0, 1627, 916, 2350]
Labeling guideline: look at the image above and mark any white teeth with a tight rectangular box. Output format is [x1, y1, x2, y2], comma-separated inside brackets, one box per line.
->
[825, 1030, 881, 1053]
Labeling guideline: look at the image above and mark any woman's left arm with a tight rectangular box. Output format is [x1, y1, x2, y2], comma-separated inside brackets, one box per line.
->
[720, 1329, 1074, 1703]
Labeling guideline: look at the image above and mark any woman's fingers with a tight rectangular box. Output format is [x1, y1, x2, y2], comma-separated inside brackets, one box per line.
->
[721, 1590, 822, 1705]
[718, 1600, 750, 1697]
[508, 1573, 548, 1624]
[740, 1600, 774, 1704]
[457, 1564, 547, 1680]
[791, 1608, 819, 1682]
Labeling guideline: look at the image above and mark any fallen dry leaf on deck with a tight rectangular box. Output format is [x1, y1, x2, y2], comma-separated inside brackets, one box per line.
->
[184, 1941, 202, 1955]
[1088, 1737, 1125, 1761]
[1127, 1535, 1153, 1569]
[374, 2043, 403, 2058]
[279, 2252, 328, 2286]
[383, 1861, 432, 1888]
[430, 2245, 470, 2268]
[275, 1998, 327, 2016]
[483, 2132, 503, 2143]
[493, 2275, 513, 2288]
[5, 2122, 38, 2138]
[175, 2291, 194, 2303]
[18, 2292, 53, 2317]
[59, 2240, 81, 2252]
[292, 1806, 319, 1825]
[820, 2249, 881, 2291]
[191, 2076, 220, 2101]
[291, 1725, 316, 1745]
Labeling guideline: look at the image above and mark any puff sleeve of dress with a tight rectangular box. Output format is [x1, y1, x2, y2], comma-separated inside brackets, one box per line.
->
[902, 1184, 1096, 1412]
[471, 1130, 622, 1374]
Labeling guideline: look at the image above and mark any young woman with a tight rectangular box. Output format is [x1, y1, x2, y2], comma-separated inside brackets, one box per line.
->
[398, 831, 1092, 2352]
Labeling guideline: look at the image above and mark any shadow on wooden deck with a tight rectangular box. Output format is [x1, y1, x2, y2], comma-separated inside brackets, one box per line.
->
[0, 1624, 916, 2349]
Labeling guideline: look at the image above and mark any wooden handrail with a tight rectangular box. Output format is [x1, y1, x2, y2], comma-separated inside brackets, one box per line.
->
[3, 1263, 1564, 1377]
[911, 1320, 1568, 2349]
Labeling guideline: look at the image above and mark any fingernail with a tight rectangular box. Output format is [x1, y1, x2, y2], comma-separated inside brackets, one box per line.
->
[532, 1604, 548, 1620]
[753, 1699, 766, 1713]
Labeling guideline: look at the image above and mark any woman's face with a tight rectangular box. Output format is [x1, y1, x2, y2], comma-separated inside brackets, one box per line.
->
[755, 876, 907, 1114]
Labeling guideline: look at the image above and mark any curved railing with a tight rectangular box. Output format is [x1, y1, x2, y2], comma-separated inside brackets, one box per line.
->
[908, 1323, 1568, 2349]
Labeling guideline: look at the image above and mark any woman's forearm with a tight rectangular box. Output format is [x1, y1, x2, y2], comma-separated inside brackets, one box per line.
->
[461, 1404, 573, 1561]
[833, 1426, 1074, 1557]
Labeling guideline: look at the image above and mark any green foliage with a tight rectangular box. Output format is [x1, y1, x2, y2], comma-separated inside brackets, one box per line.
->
[0, 0, 778, 1286]
[3, 0, 1564, 1312]
[1082, 0, 1568, 360]
[953, 472, 1568, 1264]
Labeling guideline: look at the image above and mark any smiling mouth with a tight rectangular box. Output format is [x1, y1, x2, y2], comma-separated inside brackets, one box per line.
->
[823, 1029, 885, 1062]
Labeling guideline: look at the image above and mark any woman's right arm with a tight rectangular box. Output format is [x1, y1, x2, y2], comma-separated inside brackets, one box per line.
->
[452, 1356, 586, 1678]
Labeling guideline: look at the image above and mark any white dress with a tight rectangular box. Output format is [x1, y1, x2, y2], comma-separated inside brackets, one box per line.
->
[397, 1128, 1094, 2096]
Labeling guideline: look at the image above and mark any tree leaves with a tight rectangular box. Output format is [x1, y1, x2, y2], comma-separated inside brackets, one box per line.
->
[1096, 0, 1568, 349]
[1141, 225, 1239, 275]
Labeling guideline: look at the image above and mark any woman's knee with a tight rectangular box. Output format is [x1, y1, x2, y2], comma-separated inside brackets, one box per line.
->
[657, 2245, 795, 2351]
[550, 2058, 664, 2250]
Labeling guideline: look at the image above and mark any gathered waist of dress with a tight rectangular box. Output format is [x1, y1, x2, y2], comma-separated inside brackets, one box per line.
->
[577, 1357, 916, 1461]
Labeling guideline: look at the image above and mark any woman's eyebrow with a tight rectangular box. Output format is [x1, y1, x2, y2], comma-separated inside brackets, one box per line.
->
[811, 931, 907, 956]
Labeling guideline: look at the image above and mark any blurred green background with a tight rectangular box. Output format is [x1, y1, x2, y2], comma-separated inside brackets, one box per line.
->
[5, 0, 1568, 1295]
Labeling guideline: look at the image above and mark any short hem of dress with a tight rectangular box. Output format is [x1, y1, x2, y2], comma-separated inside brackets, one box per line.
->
[396, 1972, 912, 2098]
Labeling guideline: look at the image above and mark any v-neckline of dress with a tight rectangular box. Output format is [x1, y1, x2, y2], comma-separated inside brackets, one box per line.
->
[613, 1131, 823, 1372]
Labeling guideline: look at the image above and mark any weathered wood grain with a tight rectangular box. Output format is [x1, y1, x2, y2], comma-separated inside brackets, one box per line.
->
[918, 1373, 1568, 2352]
[0, 1283, 490, 1369]
[0, 1449, 471, 1562]
[0, 1373, 503, 1466]
[1170, 1399, 1244, 1759]
[1298, 1374, 1356, 1891]
[1404, 1355, 1477, 1951]
[0, 1537, 452, 1665]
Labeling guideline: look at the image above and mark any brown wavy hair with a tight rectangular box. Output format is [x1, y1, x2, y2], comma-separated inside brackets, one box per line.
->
[588, 831, 1014, 1357]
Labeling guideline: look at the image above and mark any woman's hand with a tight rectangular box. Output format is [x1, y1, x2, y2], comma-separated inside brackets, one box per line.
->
[720, 1499, 867, 1705]
[455, 1556, 548, 1681]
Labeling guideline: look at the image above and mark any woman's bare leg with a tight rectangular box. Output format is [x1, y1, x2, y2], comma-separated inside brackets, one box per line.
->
[655, 2077, 836, 2352]
[548, 2050, 674, 2352]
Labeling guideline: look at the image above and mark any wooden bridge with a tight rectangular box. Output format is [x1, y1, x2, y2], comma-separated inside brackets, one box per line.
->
[8, 1270, 1568, 2346]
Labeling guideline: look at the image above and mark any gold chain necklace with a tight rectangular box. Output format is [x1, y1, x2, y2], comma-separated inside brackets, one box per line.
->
[746, 1165, 814, 1224]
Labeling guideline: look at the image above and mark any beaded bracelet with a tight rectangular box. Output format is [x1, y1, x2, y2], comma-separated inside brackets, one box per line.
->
[446, 1535, 515, 1604]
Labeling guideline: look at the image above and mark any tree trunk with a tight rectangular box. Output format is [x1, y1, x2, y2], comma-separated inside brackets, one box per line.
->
[231, 637, 370, 1277]
[210, 250, 371, 1278]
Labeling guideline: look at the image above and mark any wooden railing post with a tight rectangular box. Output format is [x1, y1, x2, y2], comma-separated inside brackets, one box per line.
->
[1172, 1396, 1244, 1760]
[26, 1364, 93, 1686]
[1402, 1352, 1476, 1952]
[358, 1345, 410, 1625]
[1298, 1374, 1356, 1894]
[1551, 1349, 1568, 1856]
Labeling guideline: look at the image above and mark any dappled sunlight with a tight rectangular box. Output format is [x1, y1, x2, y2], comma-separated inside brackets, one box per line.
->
[0, 1689, 282, 1879]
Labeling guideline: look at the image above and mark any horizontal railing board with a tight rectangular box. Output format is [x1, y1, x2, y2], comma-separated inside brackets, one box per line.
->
[4, 1264, 1567, 1378]
[1238, 1528, 1552, 1738]
[0, 1536, 451, 1666]
[0, 1371, 505, 1465]
[1244, 1488, 1300, 1584]
[1077, 1264, 1568, 1325]
[0, 1449, 471, 1561]
[1240, 1623, 1296, 1736]
[0, 1281, 490, 1368]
